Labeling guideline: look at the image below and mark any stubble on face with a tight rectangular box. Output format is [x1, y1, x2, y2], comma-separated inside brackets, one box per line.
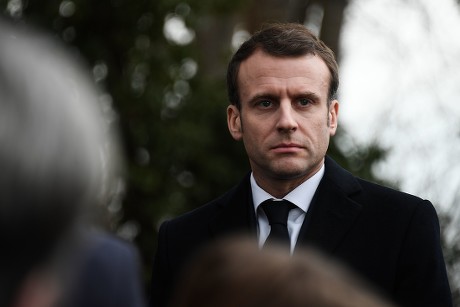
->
[245, 113, 329, 197]
[229, 50, 338, 197]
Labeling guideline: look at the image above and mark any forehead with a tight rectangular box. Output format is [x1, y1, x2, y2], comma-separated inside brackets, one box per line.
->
[237, 49, 331, 98]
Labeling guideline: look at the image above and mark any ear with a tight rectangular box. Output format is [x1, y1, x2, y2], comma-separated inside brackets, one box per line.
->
[328, 99, 339, 136]
[227, 105, 243, 141]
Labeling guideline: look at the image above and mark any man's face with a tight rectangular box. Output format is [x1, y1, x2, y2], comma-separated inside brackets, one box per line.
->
[227, 49, 338, 187]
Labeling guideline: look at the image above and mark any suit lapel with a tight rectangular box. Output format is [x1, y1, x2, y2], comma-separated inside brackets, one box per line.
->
[296, 156, 362, 253]
[208, 174, 258, 239]
[207, 158, 363, 253]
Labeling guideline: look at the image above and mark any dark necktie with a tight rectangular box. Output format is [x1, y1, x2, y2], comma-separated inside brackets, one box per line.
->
[261, 199, 295, 248]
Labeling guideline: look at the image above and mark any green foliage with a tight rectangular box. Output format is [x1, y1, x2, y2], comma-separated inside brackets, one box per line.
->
[0, 0, 249, 285]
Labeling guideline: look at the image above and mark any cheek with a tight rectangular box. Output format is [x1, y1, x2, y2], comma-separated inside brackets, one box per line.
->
[241, 117, 262, 137]
[241, 121, 267, 151]
[303, 120, 331, 144]
[306, 118, 327, 133]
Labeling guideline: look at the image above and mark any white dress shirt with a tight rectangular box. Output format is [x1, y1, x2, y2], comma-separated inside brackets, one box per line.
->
[251, 164, 325, 254]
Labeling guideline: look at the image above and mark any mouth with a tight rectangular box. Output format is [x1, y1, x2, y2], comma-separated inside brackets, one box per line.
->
[271, 143, 304, 153]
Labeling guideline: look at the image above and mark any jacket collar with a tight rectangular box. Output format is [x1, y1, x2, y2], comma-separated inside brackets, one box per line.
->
[208, 156, 363, 253]
[296, 156, 363, 253]
[208, 173, 257, 239]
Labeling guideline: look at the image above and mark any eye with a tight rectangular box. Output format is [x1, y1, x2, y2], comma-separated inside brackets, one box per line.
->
[258, 100, 272, 108]
[298, 98, 312, 106]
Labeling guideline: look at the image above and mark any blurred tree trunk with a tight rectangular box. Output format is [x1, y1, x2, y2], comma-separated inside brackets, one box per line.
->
[194, 0, 349, 80]
[194, 14, 240, 79]
[318, 0, 348, 61]
[244, 0, 349, 60]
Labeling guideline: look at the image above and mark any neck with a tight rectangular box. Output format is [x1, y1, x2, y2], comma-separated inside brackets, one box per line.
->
[252, 174, 310, 199]
[252, 161, 324, 198]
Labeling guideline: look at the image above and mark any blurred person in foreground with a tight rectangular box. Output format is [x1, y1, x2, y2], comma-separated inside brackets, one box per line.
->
[0, 18, 145, 307]
[150, 22, 452, 307]
[172, 237, 397, 307]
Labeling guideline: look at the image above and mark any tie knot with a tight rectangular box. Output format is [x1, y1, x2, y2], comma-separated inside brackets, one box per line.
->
[261, 199, 295, 226]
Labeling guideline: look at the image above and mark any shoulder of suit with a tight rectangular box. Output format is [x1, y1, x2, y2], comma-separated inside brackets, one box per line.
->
[355, 177, 429, 205]
[324, 156, 430, 208]
[165, 173, 251, 225]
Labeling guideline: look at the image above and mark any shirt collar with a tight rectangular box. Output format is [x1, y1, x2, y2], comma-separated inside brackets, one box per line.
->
[251, 163, 325, 213]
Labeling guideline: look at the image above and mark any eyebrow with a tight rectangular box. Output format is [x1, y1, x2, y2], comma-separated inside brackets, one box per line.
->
[294, 91, 322, 102]
[247, 93, 279, 105]
[247, 91, 322, 104]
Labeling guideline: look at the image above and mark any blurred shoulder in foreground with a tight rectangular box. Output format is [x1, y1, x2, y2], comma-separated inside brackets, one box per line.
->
[62, 230, 146, 307]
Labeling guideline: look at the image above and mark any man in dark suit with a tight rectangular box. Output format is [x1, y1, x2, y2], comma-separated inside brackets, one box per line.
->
[150, 23, 452, 307]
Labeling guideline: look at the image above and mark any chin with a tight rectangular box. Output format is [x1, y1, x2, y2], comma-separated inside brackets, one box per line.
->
[270, 168, 309, 180]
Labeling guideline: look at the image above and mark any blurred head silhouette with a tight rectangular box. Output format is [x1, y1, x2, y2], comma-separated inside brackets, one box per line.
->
[173, 237, 397, 307]
[0, 18, 121, 307]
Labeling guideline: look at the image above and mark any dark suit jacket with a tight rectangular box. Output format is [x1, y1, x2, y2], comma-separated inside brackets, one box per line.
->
[150, 156, 452, 307]
[64, 231, 147, 307]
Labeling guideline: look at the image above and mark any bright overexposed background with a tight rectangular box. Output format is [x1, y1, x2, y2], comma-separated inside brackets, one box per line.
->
[339, 0, 460, 240]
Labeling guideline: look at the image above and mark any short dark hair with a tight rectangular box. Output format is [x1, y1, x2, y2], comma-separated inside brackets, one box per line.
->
[227, 23, 339, 109]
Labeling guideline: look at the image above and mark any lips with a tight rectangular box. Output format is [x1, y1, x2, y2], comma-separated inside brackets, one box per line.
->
[271, 143, 303, 153]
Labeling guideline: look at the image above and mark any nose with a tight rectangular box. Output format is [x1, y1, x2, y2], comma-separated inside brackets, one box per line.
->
[276, 101, 298, 133]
